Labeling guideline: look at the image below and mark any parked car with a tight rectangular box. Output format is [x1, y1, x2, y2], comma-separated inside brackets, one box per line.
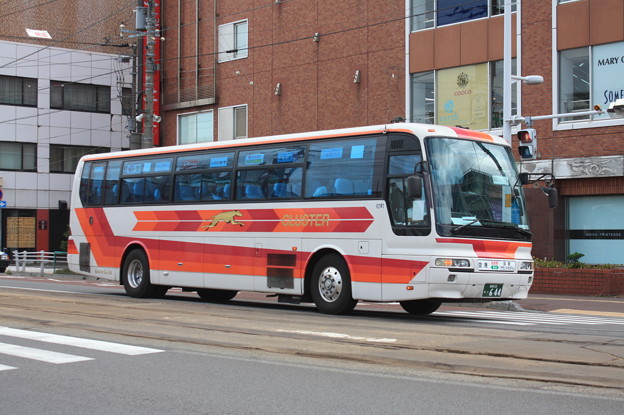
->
[0, 250, 10, 273]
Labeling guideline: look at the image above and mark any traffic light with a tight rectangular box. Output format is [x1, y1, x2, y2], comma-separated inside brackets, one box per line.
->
[517, 128, 537, 160]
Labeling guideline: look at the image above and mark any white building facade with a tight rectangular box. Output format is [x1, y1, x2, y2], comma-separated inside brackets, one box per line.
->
[0, 40, 132, 253]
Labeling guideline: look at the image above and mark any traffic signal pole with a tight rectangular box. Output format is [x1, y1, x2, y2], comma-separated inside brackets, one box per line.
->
[142, 0, 156, 149]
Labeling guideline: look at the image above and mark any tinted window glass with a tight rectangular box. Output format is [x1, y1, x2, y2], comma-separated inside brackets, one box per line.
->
[103, 160, 122, 205]
[305, 138, 380, 198]
[176, 152, 234, 171]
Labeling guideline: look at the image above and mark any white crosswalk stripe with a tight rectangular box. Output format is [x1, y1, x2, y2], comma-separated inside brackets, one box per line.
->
[0, 326, 164, 370]
[0, 342, 93, 364]
[435, 310, 624, 326]
[0, 327, 163, 355]
[0, 363, 17, 371]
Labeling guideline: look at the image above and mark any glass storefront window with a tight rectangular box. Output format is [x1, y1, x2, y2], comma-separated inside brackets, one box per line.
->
[568, 196, 624, 265]
[411, 60, 518, 130]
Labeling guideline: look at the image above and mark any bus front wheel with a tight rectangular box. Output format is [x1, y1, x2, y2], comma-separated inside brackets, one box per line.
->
[122, 249, 167, 298]
[310, 254, 357, 315]
[399, 299, 442, 315]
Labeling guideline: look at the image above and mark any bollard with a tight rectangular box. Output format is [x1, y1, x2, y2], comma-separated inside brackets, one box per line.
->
[40, 250, 45, 275]
[12, 250, 18, 271]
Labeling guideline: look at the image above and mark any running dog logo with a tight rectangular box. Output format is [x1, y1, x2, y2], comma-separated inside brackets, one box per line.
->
[202, 210, 245, 229]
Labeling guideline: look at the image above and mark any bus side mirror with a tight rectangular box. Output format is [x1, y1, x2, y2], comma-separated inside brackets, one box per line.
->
[544, 186, 558, 209]
[519, 172, 530, 185]
[406, 175, 422, 199]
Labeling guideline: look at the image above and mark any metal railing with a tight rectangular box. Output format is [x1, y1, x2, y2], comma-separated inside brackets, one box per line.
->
[12, 250, 68, 274]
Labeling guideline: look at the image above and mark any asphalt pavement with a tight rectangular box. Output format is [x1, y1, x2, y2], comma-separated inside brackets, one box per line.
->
[3, 266, 623, 318]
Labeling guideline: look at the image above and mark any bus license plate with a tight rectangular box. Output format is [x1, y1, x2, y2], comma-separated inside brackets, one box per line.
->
[483, 284, 503, 298]
[477, 260, 516, 272]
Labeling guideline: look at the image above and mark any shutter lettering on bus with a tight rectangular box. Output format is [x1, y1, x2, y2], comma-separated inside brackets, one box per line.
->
[131, 207, 375, 233]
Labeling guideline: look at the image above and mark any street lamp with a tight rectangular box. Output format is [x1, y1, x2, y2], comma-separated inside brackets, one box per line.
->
[511, 75, 543, 85]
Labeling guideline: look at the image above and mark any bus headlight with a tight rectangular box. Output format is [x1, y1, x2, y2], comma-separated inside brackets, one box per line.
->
[434, 258, 471, 268]
[519, 261, 534, 271]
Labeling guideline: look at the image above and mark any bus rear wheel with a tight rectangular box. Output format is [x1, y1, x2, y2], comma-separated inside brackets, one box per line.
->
[399, 299, 442, 315]
[197, 288, 238, 302]
[310, 254, 357, 315]
[122, 249, 167, 298]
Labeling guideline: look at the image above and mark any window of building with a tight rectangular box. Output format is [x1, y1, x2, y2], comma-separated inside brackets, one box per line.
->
[218, 20, 248, 62]
[50, 81, 111, 113]
[490, 59, 517, 129]
[410, 60, 517, 130]
[0, 142, 36, 171]
[411, 71, 435, 124]
[410, 0, 435, 31]
[50, 145, 108, 173]
[568, 196, 624, 264]
[178, 110, 214, 144]
[121, 87, 133, 116]
[0, 75, 37, 106]
[51, 145, 106, 174]
[411, 0, 514, 31]
[558, 42, 624, 124]
[559, 48, 590, 122]
[218, 105, 247, 140]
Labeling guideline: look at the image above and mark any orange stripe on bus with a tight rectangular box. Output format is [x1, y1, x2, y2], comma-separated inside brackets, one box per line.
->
[436, 238, 531, 259]
[449, 126, 495, 141]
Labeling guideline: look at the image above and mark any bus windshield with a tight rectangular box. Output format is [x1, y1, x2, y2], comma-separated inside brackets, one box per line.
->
[427, 137, 530, 239]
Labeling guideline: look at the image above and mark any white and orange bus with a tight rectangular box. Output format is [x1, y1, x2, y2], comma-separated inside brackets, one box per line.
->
[68, 123, 534, 315]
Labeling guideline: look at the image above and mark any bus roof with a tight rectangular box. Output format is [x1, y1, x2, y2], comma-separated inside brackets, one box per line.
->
[81, 123, 508, 162]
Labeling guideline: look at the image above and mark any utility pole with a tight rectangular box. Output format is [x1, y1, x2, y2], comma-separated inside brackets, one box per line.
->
[142, 0, 156, 149]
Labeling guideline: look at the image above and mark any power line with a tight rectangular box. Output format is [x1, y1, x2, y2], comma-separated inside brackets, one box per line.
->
[0, 0, 61, 20]
[0, 0, 135, 70]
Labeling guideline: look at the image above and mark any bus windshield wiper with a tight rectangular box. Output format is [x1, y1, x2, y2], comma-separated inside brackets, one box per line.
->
[450, 218, 480, 234]
[478, 220, 533, 238]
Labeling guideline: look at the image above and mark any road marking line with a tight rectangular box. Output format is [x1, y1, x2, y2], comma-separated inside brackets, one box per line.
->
[435, 312, 533, 325]
[0, 364, 17, 371]
[0, 327, 164, 356]
[528, 296, 624, 304]
[551, 309, 624, 318]
[0, 342, 92, 364]
[436, 310, 624, 325]
[276, 329, 398, 343]
[0, 286, 81, 295]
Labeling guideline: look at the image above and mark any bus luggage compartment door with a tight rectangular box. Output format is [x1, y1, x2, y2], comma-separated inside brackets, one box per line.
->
[79, 243, 91, 273]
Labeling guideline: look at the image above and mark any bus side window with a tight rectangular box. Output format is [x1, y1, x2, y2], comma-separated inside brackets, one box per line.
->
[79, 162, 92, 206]
[174, 174, 200, 202]
[236, 170, 268, 200]
[87, 162, 106, 206]
[269, 167, 302, 198]
[146, 176, 171, 203]
[103, 160, 122, 205]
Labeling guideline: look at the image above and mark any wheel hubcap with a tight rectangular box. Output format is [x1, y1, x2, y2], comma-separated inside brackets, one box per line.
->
[127, 259, 143, 288]
[318, 266, 342, 302]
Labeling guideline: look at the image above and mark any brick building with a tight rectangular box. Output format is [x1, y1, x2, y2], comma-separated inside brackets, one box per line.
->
[0, 0, 135, 252]
[159, 0, 623, 265]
